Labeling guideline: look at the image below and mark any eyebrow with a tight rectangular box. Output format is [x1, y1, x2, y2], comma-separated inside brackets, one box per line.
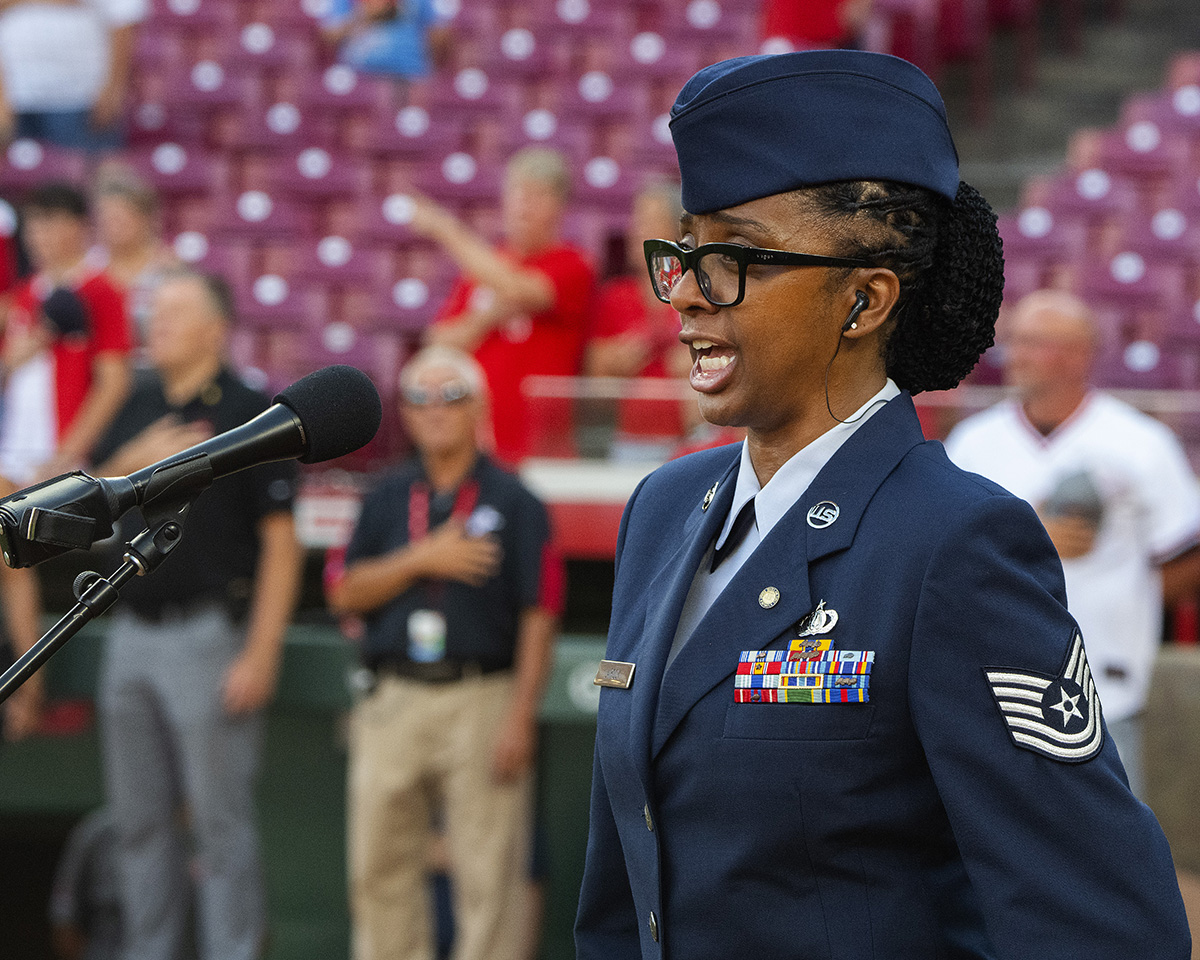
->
[679, 211, 774, 241]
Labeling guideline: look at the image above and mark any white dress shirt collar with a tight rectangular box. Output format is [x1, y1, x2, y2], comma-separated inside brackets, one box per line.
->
[715, 379, 902, 549]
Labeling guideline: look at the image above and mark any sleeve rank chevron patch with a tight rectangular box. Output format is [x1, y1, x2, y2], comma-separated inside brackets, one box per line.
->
[983, 633, 1104, 763]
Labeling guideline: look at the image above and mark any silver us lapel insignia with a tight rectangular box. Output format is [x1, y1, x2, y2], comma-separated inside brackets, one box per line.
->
[984, 633, 1103, 762]
[796, 599, 838, 638]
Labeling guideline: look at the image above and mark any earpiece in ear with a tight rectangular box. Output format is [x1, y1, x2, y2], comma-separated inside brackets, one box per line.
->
[841, 292, 870, 333]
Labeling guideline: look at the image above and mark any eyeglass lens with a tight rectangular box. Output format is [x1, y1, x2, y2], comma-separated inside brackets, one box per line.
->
[650, 249, 741, 306]
[405, 381, 471, 406]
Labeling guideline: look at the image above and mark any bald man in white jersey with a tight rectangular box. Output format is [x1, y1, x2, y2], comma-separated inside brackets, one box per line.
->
[946, 289, 1200, 797]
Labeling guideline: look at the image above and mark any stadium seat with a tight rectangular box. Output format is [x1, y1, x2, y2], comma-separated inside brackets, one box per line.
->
[283, 63, 396, 114]
[233, 273, 331, 330]
[163, 60, 264, 111]
[351, 104, 466, 158]
[170, 232, 255, 287]
[212, 101, 337, 152]
[146, 0, 239, 31]
[208, 190, 318, 241]
[198, 23, 318, 74]
[273, 237, 399, 289]
[415, 152, 503, 203]
[473, 110, 594, 165]
[124, 143, 230, 197]
[1093, 339, 1188, 390]
[268, 147, 373, 200]
[0, 140, 88, 195]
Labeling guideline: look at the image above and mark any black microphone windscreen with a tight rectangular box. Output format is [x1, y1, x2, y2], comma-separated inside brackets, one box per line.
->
[274, 365, 383, 464]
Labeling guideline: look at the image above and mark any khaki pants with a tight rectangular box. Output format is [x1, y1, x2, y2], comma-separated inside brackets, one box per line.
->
[348, 671, 533, 960]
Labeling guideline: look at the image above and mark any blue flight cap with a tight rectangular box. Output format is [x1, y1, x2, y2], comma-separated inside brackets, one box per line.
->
[669, 51, 960, 214]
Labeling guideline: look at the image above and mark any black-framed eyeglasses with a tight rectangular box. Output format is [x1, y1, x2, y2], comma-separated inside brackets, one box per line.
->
[403, 381, 472, 407]
[644, 238, 875, 308]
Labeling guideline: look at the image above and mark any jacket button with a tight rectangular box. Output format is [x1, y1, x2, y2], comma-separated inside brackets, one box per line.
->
[644, 803, 653, 831]
[648, 910, 659, 942]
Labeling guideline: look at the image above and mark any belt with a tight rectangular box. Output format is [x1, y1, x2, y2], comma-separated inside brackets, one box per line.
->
[374, 659, 510, 684]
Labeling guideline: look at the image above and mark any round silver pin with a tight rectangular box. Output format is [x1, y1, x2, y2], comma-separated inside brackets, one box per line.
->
[759, 587, 780, 609]
[807, 501, 840, 529]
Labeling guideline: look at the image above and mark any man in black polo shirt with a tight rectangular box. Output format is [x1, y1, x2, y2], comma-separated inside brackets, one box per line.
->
[90, 269, 302, 960]
[328, 345, 562, 960]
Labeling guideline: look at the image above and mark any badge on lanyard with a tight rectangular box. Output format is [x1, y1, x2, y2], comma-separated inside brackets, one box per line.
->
[406, 477, 481, 664]
[408, 609, 448, 663]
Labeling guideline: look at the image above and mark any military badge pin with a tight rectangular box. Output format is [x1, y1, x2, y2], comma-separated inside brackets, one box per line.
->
[796, 600, 838, 638]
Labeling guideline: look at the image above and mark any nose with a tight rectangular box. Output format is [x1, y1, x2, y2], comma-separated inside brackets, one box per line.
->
[668, 264, 718, 315]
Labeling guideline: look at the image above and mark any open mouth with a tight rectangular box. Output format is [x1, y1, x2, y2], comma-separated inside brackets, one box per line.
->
[688, 338, 737, 391]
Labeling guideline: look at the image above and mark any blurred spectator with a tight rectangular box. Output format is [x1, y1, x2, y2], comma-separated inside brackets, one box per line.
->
[0, 182, 133, 484]
[945, 290, 1200, 798]
[329, 345, 561, 960]
[321, 0, 450, 92]
[420, 148, 595, 465]
[89, 167, 177, 344]
[584, 179, 689, 381]
[49, 807, 122, 960]
[90, 269, 302, 960]
[0, 0, 146, 151]
[0, 477, 42, 743]
[761, 0, 873, 49]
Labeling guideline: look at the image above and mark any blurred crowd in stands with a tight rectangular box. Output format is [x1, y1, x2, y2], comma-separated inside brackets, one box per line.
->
[0, 0, 1198, 957]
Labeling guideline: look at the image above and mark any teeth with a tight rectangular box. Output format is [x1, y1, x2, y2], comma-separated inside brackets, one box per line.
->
[698, 355, 732, 372]
[691, 339, 716, 349]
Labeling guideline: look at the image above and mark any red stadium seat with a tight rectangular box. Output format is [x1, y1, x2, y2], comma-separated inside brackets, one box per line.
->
[208, 190, 319, 241]
[234, 274, 332, 330]
[163, 60, 264, 111]
[272, 237, 399, 289]
[146, 0, 239, 31]
[268, 147, 373, 200]
[197, 23, 318, 74]
[351, 104, 466, 158]
[124, 142, 230, 197]
[414, 152, 503, 203]
[0, 140, 88, 195]
[212, 101, 337, 152]
[170, 232, 255, 287]
[284, 63, 396, 114]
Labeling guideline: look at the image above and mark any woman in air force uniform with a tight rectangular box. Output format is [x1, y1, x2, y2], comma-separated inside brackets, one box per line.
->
[574, 50, 1191, 960]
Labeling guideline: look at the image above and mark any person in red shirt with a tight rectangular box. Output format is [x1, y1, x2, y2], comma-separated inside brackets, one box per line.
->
[0, 182, 133, 484]
[585, 179, 690, 381]
[416, 148, 594, 465]
[761, 0, 874, 49]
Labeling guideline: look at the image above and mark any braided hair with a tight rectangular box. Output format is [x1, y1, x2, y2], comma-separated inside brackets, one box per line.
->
[806, 179, 1005, 394]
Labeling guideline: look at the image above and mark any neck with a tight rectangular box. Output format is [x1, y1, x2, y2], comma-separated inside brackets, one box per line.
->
[162, 356, 223, 407]
[421, 445, 477, 493]
[109, 240, 158, 273]
[1020, 386, 1088, 436]
[41, 252, 86, 285]
[747, 373, 886, 487]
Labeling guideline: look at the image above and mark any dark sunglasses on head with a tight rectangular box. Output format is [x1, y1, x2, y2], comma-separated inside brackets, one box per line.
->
[403, 380, 473, 407]
[644, 238, 875, 308]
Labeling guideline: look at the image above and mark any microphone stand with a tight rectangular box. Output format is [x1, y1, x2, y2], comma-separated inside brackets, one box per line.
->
[0, 494, 199, 705]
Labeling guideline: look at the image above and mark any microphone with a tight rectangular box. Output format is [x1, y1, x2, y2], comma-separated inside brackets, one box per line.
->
[0, 365, 383, 568]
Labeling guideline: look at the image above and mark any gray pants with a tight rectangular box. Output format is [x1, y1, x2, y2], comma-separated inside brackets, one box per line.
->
[1107, 712, 1146, 801]
[99, 605, 265, 960]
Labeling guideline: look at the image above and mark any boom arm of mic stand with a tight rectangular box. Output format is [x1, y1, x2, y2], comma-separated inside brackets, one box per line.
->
[0, 486, 202, 705]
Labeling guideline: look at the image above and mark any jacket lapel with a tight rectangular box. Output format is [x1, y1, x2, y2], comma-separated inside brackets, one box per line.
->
[625, 451, 740, 786]
[650, 393, 927, 759]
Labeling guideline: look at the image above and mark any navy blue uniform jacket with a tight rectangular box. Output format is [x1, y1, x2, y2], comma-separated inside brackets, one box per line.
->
[575, 393, 1190, 959]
